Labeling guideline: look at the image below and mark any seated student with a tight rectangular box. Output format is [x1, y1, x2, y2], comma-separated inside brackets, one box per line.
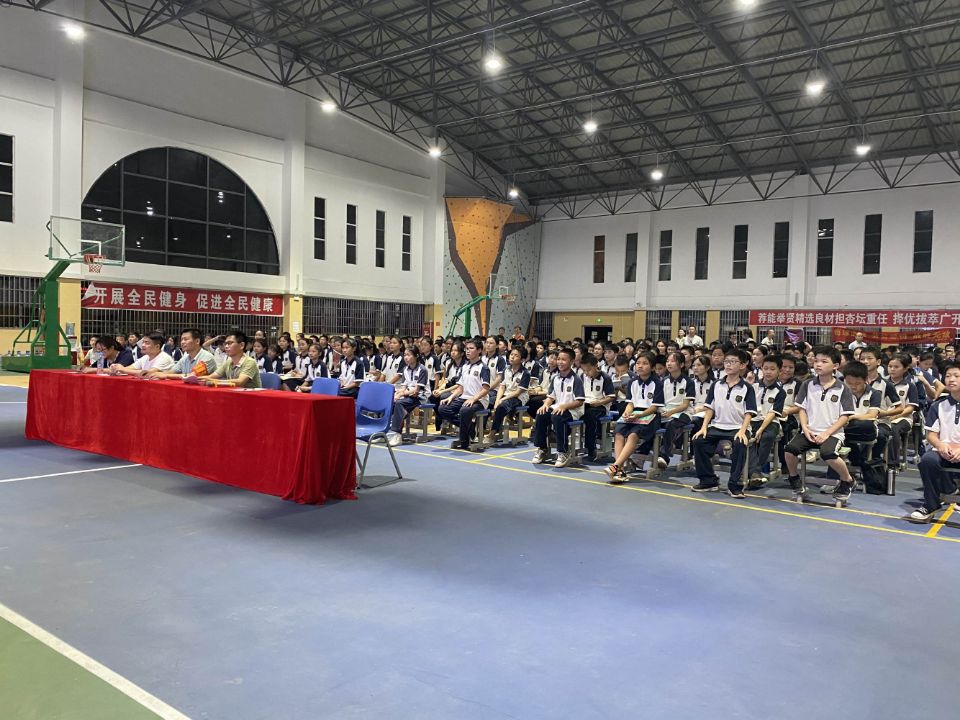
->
[486, 346, 532, 442]
[482, 335, 506, 402]
[372, 335, 404, 384]
[523, 341, 543, 385]
[687, 355, 714, 437]
[610, 353, 633, 415]
[436, 339, 490, 451]
[387, 347, 428, 446]
[531, 347, 585, 469]
[196, 332, 262, 388]
[417, 336, 442, 392]
[605, 351, 663, 483]
[690, 348, 756, 497]
[579, 354, 616, 462]
[251, 338, 269, 371]
[146, 329, 217, 379]
[783, 346, 856, 503]
[434, 340, 465, 404]
[337, 338, 364, 398]
[708, 345, 726, 381]
[750, 345, 768, 377]
[111, 332, 175, 375]
[746, 354, 786, 488]
[276, 336, 296, 374]
[526, 350, 558, 417]
[80, 335, 101, 367]
[908, 362, 960, 522]
[777, 354, 801, 471]
[656, 352, 693, 470]
[262, 344, 283, 374]
[653, 354, 667, 379]
[81, 336, 134, 372]
[294, 343, 330, 392]
[885, 352, 921, 467]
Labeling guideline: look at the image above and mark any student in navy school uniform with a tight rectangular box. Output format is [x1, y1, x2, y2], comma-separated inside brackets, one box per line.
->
[372, 335, 404, 384]
[605, 352, 664, 483]
[746, 354, 786, 488]
[886, 353, 921, 468]
[691, 348, 757, 497]
[599, 343, 619, 379]
[436, 338, 491, 452]
[580, 354, 616, 462]
[531, 347, 585, 469]
[687, 355, 714, 437]
[418, 336, 442, 392]
[486, 346, 531, 442]
[387, 347, 428, 446]
[656, 352, 694, 470]
[908, 362, 960, 523]
[610, 354, 633, 416]
[525, 350, 558, 418]
[337, 338, 365, 398]
[482, 335, 506, 400]
[708, 345, 726, 381]
[295, 343, 330, 392]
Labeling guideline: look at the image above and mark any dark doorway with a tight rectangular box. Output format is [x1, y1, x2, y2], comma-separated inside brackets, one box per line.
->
[583, 325, 613, 344]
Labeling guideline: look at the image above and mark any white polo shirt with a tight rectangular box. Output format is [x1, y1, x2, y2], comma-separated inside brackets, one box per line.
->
[501, 366, 531, 405]
[582, 372, 615, 406]
[925, 395, 960, 444]
[705, 378, 757, 430]
[456, 360, 491, 407]
[890, 379, 920, 425]
[627, 374, 665, 412]
[781, 378, 799, 410]
[850, 388, 882, 417]
[689, 375, 713, 419]
[753, 380, 786, 423]
[548, 371, 586, 419]
[795, 377, 855, 438]
[133, 352, 175, 373]
[401, 364, 429, 400]
[662, 374, 690, 416]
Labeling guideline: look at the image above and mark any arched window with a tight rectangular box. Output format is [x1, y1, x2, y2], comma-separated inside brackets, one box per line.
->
[81, 147, 279, 275]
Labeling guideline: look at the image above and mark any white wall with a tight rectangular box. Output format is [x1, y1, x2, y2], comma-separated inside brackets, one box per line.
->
[538, 162, 960, 311]
[0, 7, 445, 303]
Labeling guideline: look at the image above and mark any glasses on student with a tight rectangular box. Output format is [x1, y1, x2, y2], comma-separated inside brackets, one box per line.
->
[723, 358, 741, 365]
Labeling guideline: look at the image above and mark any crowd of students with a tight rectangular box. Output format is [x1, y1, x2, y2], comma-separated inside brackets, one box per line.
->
[77, 325, 960, 522]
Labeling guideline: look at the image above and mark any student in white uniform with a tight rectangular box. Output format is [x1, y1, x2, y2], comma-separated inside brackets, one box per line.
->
[606, 352, 664, 483]
[437, 339, 491, 451]
[387, 348, 428, 445]
[487, 346, 531, 442]
[656, 352, 693, 470]
[909, 362, 960, 522]
[531, 348, 585, 469]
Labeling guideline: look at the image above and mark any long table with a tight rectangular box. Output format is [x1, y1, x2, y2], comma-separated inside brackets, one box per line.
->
[25, 370, 357, 504]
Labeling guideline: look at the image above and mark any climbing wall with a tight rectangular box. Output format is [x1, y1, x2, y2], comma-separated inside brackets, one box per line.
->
[443, 198, 541, 337]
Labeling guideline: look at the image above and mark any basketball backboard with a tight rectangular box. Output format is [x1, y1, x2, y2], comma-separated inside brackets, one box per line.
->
[47, 215, 125, 266]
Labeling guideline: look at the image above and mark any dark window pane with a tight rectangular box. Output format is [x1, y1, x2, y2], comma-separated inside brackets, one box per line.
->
[208, 159, 244, 193]
[209, 226, 241, 259]
[773, 257, 788, 278]
[168, 148, 207, 185]
[0, 165, 11, 194]
[0, 194, 10, 222]
[347, 204, 357, 224]
[245, 230, 277, 263]
[86, 164, 122, 209]
[818, 219, 834, 235]
[208, 258, 244, 272]
[625, 232, 637, 283]
[658, 264, 671, 282]
[402, 253, 410, 271]
[594, 235, 605, 252]
[168, 183, 207, 221]
[245, 195, 271, 230]
[914, 232, 932, 253]
[865, 214, 882, 235]
[913, 252, 932, 274]
[313, 218, 325, 239]
[245, 262, 279, 275]
[659, 247, 672, 264]
[123, 148, 166, 179]
[168, 254, 207, 269]
[376, 210, 385, 230]
[402, 235, 410, 253]
[123, 175, 166, 215]
[863, 255, 880, 274]
[0, 135, 12, 164]
[81, 206, 122, 225]
[314, 197, 325, 218]
[376, 249, 385, 268]
[403, 216, 411, 233]
[126, 249, 163, 265]
[864, 236, 881, 255]
[915, 210, 933, 232]
[123, 212, 166, 252]
[593, 251, 604, 283]
[314, 239, 325, 260]
[816, 257, 833, 277]
[209, 190, 244, 226]
[347, 225, 357, 245]
[346, 244, 357, 265]
[167, 219, 206, 256]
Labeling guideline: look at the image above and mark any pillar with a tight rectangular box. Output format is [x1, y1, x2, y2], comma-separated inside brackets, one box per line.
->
[706, 310, 720, 345]
[284, 295, 303, 337]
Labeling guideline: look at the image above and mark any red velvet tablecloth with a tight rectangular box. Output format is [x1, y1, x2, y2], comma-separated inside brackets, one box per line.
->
[25, 370, 357, 504]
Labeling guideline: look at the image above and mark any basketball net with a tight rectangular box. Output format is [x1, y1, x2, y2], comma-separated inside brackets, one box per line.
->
[83, 253, 104, 274]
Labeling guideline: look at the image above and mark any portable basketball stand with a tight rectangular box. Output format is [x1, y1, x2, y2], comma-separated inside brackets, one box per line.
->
[1, 216, 125, 373]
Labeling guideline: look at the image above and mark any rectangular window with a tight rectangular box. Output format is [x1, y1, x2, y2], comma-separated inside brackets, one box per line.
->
[624, 232, 637, 283]
[817, 219, 834, 277]
[694, 227, 709, 280]
[913, 210, 933, 273]
[313, 197, 325, 260]
[0, 134, 12, 222]
[773, 221, 789, 278]
[658, 230, 672, 282]
[402, 215, 412, 272]
[863, 214, 882, 274]
[375, 210, 386, 268]
[593, 235, 605, 283]
[732, 225, 748, 279]
[346, 203, 357, 265]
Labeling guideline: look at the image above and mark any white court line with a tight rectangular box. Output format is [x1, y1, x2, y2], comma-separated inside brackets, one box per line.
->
[0, 464, 142, 484]
[0, 401, 26, 403]
[0, 600, 192, 720]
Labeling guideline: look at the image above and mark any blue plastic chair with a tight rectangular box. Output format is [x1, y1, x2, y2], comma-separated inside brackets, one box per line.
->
[260, 372, 282, 390]
[310, 377, 341, 396]
[354, 381, 402, 487]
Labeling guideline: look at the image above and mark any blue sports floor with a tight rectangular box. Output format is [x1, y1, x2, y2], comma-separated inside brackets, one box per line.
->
[1, 382, 958, 719]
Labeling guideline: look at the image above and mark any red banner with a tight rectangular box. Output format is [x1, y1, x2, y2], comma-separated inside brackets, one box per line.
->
[831, 328, 953, 346]
[81, 282, 283, 316]
[750, 309, 960, 328]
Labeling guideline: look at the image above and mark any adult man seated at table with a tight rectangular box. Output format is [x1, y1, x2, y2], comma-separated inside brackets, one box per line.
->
[196, 332, 262, 388]
[81, 337, 134, 372]
[146, 328, 218, 379]
[111, 332, 176, 375]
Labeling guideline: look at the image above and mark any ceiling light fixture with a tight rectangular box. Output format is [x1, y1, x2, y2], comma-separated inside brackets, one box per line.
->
[320, 99, 337, 113]
[428, 146, 442, 158]
[583, 119, 598, 134]
[63, 22, 85, 41]
[854, 143, 872, 157]
[484, 54, 504, 74]
[805, 78, 826, 97]
[508, 187, 519, 199]
[736, 0, 758, 8]
[650, 167, 664, 182]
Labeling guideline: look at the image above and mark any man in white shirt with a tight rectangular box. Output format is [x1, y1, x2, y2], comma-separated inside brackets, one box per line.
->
[146, 328, 218, 379]
[761, 329, 778, 346]
[676, 325, 704, 348]
[111, 332, 175, 375]
[848, 331, 868, 350]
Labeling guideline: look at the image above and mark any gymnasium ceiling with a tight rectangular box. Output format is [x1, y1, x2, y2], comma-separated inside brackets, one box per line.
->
[10, 0, 960, 208]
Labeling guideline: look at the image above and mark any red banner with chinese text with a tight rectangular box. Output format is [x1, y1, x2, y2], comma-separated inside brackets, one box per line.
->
[81, 282, 283, 316]
[831, 328, 953, 346]
[750, 309, 960, 328]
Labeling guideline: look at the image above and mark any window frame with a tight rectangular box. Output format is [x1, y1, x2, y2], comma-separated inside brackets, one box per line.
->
[346, 203, 358, 265]
[772, 221, 789, 278]
[863, 214, 882, 275]
[313, 197, 326, 260]
[694, 227, 709, 280]
[593, 235, 605, 284]
[375, 209, 386, 268]
[816, 219, 834, 277]
[402, 215, 412, 272]
[624, 232, 637, 283]
[913, 210, 932, 273]
[658, 230, 672, 282]
[0, 134, 12, 223]
[732, 224, 748, 279]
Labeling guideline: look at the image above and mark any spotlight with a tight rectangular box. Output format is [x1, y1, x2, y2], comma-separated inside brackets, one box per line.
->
[320, 100, 337, 113]
[508, 187, 519, 199]
[805, 79, 826, 97]
[63, 23, 85, 41]
[854, 143, 872, 157]
[650, 168, 664, 182]
[736, 0, 758, 8]
[583, 119, 598, 134]
[484, 54, 504, 74]
[428, 146, 442, 158]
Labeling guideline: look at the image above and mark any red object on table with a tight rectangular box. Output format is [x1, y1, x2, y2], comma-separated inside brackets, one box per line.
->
[25, 370, 357, 504]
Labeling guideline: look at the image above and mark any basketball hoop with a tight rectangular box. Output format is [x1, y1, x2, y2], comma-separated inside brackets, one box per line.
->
[83, 253, 104, 273]
[502, 294, 517, 306]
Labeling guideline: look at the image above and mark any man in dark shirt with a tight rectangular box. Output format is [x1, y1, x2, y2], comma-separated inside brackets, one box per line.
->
[81, 337, 133, 372]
